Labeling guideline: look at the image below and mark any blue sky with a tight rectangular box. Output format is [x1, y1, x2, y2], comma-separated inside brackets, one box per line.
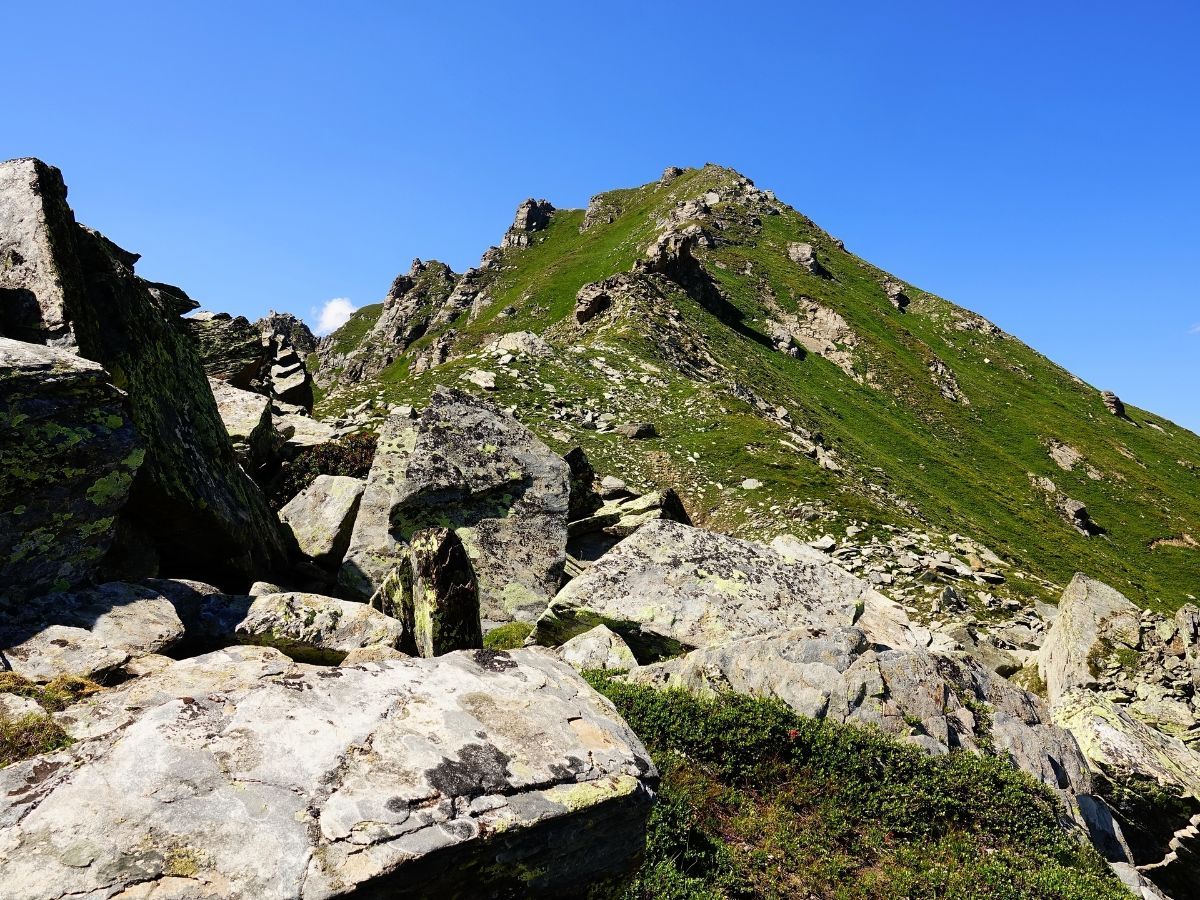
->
[6, 2, 1198, 431]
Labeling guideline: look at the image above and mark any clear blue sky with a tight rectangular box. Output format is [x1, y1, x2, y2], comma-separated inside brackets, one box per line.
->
[6, 2, 1198, 431]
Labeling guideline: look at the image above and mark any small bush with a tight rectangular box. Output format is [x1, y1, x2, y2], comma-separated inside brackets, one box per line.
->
[267, 432, 377, 509]
[585, 675, 1129, 900]
[0, 713, 72, 766]
[0, 673, 102, 711]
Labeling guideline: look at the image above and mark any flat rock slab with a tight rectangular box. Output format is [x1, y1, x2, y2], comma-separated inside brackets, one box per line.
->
[535, 521, 928, 660]
[0, 645, 656, 899]
[0, 582, 184, 681]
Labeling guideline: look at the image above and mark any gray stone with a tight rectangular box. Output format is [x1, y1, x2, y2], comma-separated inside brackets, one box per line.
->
[235, 592, 405, 664]
[501, 199, 555, 249]
[340, 387, 569, 623]
[0, 645, 655, 898]
[278, 475, 365, 569]
[558, 625, 637, 671]
[1, 159, 291, 584]
[408, 527, 483, 658]
[0, 338, 143, 601]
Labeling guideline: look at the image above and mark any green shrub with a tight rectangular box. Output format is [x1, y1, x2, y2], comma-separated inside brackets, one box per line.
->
[483, 621, 534, 650]
[0, 711, 73, 766]
[267, 432, 377, 509]
[586, 675, 1129, 899]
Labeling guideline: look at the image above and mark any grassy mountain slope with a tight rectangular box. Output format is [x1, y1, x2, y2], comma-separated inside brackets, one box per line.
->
[315, 165, 1200, 613]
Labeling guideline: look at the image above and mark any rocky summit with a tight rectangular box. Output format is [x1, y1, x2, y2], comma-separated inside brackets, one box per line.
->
[2, 157, 1198, 899]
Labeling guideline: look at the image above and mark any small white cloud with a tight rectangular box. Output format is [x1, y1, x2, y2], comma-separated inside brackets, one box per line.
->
[1190, 322, 1200, 335]
[314, 297, 356, 334]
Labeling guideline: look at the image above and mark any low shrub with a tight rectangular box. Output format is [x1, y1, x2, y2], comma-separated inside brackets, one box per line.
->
[267, 431, 377, 509]
[586, 675, 1129, 900]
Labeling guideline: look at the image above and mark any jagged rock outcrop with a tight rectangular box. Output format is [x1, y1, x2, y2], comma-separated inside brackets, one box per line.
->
[267, 333, 313, 411]
[534, 521, 935, 660]
[1103, 390, 1127, 417]
[0, 157, 289, 586]
[256, 310, 317, 355]
[0, 645, 656, 898]
[882, 278, 910, 311]
[501, 199, 554, 249]
[316, 259, 458, 386]
[787, 242, 830, 278]
[184, 312, 268, 388]
[278, 474, 365, 569]
[0, 159, 82, 345]
[0, 339, 143, 600]
[928, 356, 970, 404]
[340, 388, 570, 624]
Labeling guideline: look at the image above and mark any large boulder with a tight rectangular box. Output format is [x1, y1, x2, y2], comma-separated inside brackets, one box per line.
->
[0, 339, 143, 600]
[0, 157, 290, 585]
[1038, 574, 1142, 704]
[0, 582, 184, 681]
[533, 521, 932, 660]
[0, 645, 656, 898]
[234, 591, 405, 664]
[278, 475, 365, 569]
[340, 387, 570, 623]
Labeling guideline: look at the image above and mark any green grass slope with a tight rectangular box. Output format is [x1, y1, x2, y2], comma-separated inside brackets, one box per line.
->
[317, 165, 1200, 612]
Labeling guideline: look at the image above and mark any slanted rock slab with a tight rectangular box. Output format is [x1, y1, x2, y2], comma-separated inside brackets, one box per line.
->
[278, 474, 365, 569]
[0, 645, 656, 899]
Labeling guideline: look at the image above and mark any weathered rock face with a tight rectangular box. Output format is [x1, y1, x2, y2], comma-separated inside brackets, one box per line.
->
[0, 582, 184, 681]
[0, 158, 289, 586]
[319, 260, 459, 386]
[208, 377, 277, 471]
[256, 310, 317, 355]
[267, 335, 314, 411]
[184, 312, 268, 388]
[881, 278, 909, 311]
[235, 591, 405, 664]
[1039, 574, 1143, 704]
[341, 387, 570, 623]
[278, 474, 365, 569]
[0, 645, 656, 899]
[408, 527, 483, 658]
[535, 521, 931, 660]
[0, 339, 143, 601]
[0, 159, 83, 346]
[501, 199, 555, 249]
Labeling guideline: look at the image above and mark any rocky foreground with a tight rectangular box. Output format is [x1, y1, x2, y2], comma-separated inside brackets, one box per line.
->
[1, 158, 1198, 898]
